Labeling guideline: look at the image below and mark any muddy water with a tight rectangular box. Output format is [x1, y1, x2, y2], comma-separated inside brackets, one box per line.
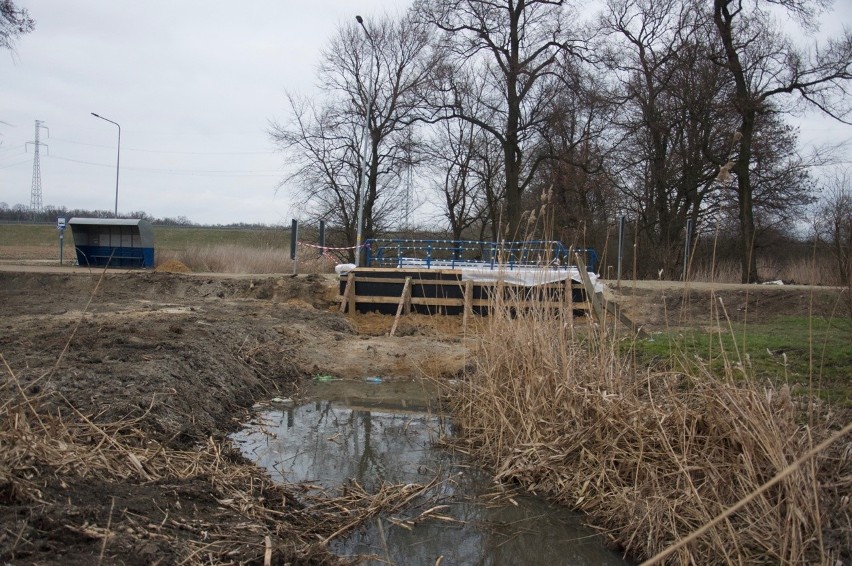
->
[232, 380, 627, 565]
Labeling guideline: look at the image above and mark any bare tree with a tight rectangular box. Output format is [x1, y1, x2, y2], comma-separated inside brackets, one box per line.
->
[534, 59, 617, 249]
[1, 0, 33, 51]
[425, 117, 489, 240]
[269, 94, 365, 255]
[815, 169, 852, 313]
[711, 0, 852, 282]
[422, 63, 507, 240]
[269, 13, 437, 260]
[600, 0, 734, 277]
[416, 0, 587, 237]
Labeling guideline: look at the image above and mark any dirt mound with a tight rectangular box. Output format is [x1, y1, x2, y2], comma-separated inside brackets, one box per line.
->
[155, 259, 191, 273]
[0, 269, 470, 564]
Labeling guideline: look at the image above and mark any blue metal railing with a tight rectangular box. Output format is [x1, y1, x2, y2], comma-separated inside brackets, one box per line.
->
[363, 239, 597, 272]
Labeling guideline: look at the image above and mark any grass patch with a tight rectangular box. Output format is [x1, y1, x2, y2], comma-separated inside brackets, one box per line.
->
[629, 316, 852, 406]
[0, 223, 60, 247]
[153, 226, 291, 251]
[0, 223, 292, 252]
[156, 244, 334, 274]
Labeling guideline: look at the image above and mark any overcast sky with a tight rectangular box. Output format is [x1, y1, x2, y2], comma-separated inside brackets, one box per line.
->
[2, 1, 850, 226]
[1, 0, 407, 225]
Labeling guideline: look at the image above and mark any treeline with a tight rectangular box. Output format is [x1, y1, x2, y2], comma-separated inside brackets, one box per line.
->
[270, 0, 852, 283]
[0, 203, 272, 229]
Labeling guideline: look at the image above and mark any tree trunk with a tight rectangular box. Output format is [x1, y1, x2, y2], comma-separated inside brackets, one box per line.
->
[735, 127, 759, 283]
[714, 0, 760, 283]
[504, 5, 522, 238]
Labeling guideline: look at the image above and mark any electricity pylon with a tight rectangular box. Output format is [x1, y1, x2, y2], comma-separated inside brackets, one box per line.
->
[25, 120, 49, 215]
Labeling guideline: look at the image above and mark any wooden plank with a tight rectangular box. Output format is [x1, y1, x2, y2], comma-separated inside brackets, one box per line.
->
[343, 294, 590, 310]
[347, 295, 467, 307]
[344, 276, 461, 286]
[574, 254, 606, 326]
[403, 281, 412, 315]
[389, 277, 412, 337]
[353, 267, 466, 277]
[340, 272, 355, 313]
[347, 272, 357, 314]
[463, 279, 473, 330]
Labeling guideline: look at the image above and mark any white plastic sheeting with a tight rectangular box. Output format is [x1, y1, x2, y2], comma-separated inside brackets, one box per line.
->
[335, 263, 357, 275]
[337, 260, 604, 293]
[460, 265, 603, 293]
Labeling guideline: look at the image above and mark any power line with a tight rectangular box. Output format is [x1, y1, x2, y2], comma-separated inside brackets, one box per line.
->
[47, 154, 282, 177]
[49, 136, 276, 156]
[0, 157, 30, 169]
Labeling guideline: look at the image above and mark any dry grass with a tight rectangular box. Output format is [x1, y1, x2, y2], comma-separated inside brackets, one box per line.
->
[688, 257, 843, 286]
[0, 357, 445, 564]
[0, 265, 435, 564]
[448, 297, 851, 563]
[156, 244, 337, 275]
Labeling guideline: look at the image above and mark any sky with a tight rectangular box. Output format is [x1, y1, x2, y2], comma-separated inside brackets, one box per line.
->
[1, 1, 850, 226]
[1, 0, 407, 225]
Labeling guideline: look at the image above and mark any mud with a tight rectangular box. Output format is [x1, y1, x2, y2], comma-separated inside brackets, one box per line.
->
[0, 267, 844, 564]
[0, 270, 467, 564]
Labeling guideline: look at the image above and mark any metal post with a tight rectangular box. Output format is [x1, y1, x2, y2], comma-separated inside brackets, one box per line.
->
[57, 217, 66, 265]
[291, 219, 298, 275]
[617, 215, 626, 284]
[683, 218, 693, 281]
[91, 113, 120, 217]
[318, 220, 326, 258]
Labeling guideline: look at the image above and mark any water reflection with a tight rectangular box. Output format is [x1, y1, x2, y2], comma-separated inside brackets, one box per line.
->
[232, 381, 627, 566]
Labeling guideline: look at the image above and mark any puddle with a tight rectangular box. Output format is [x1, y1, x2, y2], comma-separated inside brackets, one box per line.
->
[232, 380, 627, 565]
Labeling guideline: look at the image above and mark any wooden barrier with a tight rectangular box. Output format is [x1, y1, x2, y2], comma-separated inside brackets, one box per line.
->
[339, 267, 591, 316]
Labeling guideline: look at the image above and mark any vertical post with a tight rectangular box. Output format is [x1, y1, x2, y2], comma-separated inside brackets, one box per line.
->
[290, 219, 298, 275]
[617, 215, 626, 284]
[114, 125, 121, 217]
[347, 271, 357, 314]
[319, 220, 326, 258]
[57, 217, 66, 265]
[90, 113, 120, 217]
[390, 277, 412, 337]
[340, 271, 355, 313]
[463, 279, 473, 332]
[683, 218, 693, 281]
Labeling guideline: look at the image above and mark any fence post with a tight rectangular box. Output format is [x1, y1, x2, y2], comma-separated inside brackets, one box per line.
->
[290, 219, 298, 275]
[319, 220, 326, 258]
[683, 218, 693, 281]
[617, 215, 626, 285]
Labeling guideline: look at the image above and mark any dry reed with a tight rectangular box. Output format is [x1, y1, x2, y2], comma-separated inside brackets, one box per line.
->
[689, 257, 843, 286]
[0, 360, 443, 563]
[447, 299, 851, 563]
[157, 244, 336, 274]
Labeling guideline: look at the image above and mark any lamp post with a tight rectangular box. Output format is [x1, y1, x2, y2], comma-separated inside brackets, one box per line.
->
[354, 15, 376, 266]
[91, 112, 120, 218]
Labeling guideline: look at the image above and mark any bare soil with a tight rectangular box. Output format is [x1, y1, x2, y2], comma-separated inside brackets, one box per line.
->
[0, 267, 469, 565]
[0, 265, 846, 564]
[603, 279, 849, 329]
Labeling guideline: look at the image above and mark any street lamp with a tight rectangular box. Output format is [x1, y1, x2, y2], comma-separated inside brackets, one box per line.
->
[91, 112, 120, 218]
[354, 15, 376, 266]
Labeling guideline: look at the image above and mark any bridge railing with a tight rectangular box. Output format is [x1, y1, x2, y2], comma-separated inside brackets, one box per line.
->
[363, 239, 597, 272]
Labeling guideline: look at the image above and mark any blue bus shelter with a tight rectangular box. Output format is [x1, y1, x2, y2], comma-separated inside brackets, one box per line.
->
[69, 218, 155, 268]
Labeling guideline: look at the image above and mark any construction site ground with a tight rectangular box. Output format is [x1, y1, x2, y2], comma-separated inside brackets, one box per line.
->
[0, 264, 847, 563]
